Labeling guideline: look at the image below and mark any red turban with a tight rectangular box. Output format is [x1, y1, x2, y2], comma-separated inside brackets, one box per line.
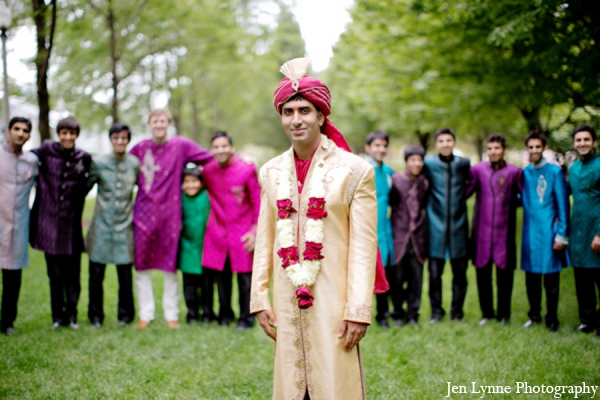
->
[273, 74, 390, 295]
[273, 76, 351, 152]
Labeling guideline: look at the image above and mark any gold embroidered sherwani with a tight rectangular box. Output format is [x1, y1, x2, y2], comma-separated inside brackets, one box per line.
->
[251, 138, 377, 400]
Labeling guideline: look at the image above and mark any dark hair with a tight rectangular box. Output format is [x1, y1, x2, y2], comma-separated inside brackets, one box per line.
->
[282, 93, 322, 114]
[211, 130, 233, 145]
[524, 130, 547, 147]
[434, 128, 456, 140]
[109, 122, 132, 142]
[57, 116, 80, 136]
[182, 164, 203, 181]
[486, 133, 507, 149]
[9, 116, 32, 132]
[404, 145, 425, 161]
[572, 124, 597, 141]
[365, 130, 389, 146]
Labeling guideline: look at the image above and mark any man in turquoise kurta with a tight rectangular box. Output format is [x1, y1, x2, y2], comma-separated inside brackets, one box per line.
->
[86, 123, 140, 326]
[568, 124, 600, 336]
[364, 131, 396, 327]
[179, 165, 211, 323]
[521, 131, 569, 333]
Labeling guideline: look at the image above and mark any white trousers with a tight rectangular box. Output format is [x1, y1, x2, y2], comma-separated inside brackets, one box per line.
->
[135, 270, 180, 321]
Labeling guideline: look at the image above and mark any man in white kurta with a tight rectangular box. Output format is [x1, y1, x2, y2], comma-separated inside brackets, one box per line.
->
[251, 59, 378, 400]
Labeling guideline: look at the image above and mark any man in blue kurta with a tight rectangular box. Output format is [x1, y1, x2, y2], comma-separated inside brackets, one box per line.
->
[0, 117, 38, 335]
[364, 131, 396, 327]
[468, 134, 522, 326]
[568, 124, 600, 336]
[521, 131, 569, 333]
[424, 128, 471, 323]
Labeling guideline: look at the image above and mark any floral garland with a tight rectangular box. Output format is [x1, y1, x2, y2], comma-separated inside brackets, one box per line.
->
[276, 135, 329, 309]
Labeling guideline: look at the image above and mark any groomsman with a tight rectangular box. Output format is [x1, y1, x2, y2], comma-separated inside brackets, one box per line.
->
[364, 130, 396, 327]
[30, 117, 93, 329]
[424, 128, 471, 323]
[86, 123, 140, 327]
[567, 124, 600, 336]
[0, 117, 38, 335]
[389, 145, 429, 325]
[468, 134, 522, 326]
[521, 131, 569, 333]
[202, 131, 261, 330]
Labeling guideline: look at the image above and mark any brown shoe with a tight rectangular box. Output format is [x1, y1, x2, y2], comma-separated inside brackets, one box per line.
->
[136, 320, 151, 330]
[167, 320, 180, 329]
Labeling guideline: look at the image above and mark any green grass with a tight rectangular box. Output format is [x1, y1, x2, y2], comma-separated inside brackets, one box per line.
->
[1, 203, 599, 399]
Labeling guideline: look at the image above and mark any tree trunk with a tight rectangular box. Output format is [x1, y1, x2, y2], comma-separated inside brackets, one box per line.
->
[474, 134, 484, 162]
[520, 108, 544, 135]
[32, 0, 56, 142]
[191, 97, 201, 144]
[107, 0, 119, 123]
[415, 130, 430, 152]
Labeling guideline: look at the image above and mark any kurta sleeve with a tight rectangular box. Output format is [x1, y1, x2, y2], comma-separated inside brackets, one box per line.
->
[553, 168, 570, 244]
[466, 166, 478, 198]
[250, 166, 276, 314]
[343, 166, 378, 324]
[184, 138, 213, 166]
[87, 159, 100, 192]
[247, 166, 262, 236]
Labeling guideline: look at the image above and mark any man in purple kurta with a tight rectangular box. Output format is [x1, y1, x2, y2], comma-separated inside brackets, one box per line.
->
[130, 109, 212, 329]
[468, 134, 522, 325]
[202, 131, 261, 329]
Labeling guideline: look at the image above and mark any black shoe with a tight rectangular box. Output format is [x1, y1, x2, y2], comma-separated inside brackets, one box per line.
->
[394, 319, 404, 328]
[499, 318, 510, 326]
[1, 326, 15, 335]
[235, 321, 250, 331]
[407, 319, 419, 327]
[201, 316, 214, 324]
[377, 319, 390, 328]
[450, 315, 463, 322]
[596, 329, 600, 337]
[430, 315, 443, 324]
[574, 324, 595, 333]
[187, 319, 199, 325]
[548, 323, 559, 333]
[90, 318, 102, 328]
[218, 318, 232, 326]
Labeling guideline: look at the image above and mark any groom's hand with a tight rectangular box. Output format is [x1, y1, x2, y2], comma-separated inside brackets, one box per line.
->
[257, 310, 277, 341]
[338, 320, 368, 352]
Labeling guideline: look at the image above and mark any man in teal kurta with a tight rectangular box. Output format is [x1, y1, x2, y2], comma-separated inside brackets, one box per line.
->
[179, 165, 211, 323]
[364, 131, 396, 327]
[86, 123, 140, 326]
[568, 124, 600, 336]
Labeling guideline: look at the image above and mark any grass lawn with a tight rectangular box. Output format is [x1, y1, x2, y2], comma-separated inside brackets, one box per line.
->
[1, 203, 599, 399]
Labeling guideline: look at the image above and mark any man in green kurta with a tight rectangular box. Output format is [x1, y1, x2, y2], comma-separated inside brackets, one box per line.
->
[85, 123, 140, 326]
[178, 164, 211, 323]
[568, 124, 600, 336]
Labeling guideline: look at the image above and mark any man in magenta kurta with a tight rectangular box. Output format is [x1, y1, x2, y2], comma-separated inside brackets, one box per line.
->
[467, 134, 522, 326]
[202, 131, 261, 330]
[130, 109, 212, 329]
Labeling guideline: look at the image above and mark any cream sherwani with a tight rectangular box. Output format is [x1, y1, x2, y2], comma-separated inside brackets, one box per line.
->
[251, 138, 378, 400]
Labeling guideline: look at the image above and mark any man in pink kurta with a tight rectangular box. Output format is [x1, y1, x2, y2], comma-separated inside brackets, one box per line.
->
[129, 109, 212, 329]
[202, 131, 261, 329]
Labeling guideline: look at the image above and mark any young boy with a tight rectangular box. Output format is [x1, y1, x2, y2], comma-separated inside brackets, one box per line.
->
[30, 116, 92, 329]
[179, 164, 211, 324]
[86, 123, 140, 327]
[389, 145, 429, 325]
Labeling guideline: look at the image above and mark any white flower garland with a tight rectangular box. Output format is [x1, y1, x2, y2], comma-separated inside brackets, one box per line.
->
[276, 135, 329, 289]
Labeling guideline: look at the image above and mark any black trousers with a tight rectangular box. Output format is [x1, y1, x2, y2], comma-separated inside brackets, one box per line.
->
[375, 263, 402, 322]
[428, 257, 469, 320]
[183, 273, 204, 322]
[525, 271, 560, 327]
[45, 253, 81, 324]
[201, 257, 254, 326]
[88, 261, 135, 324]
[475, 262, 515, 320]
[1, 269, 23, 331]
[573, 267, 600, 328]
